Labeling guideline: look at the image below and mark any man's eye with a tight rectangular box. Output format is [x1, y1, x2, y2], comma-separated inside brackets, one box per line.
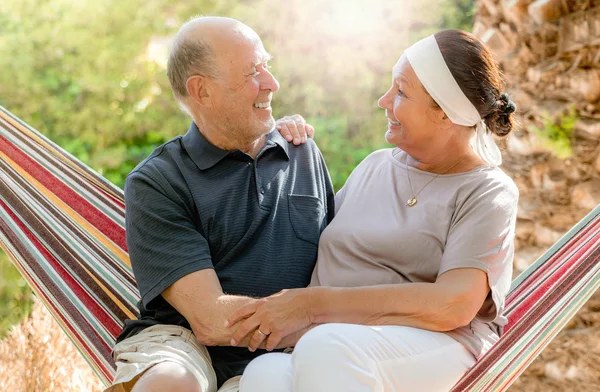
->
[249, 63, 271, 77]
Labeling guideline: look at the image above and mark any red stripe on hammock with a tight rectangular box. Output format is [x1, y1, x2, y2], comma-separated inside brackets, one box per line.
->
[0, 117, 126, 218]
[0, 135, 127, 251]
[0, 199, 122, 338]
[505, 218, 599, 332]
[96, 186, 125, 210]
[506, 215, 597, 309]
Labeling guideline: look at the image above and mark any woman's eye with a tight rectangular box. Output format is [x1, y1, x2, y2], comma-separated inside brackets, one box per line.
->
[398, 89, 405, 96]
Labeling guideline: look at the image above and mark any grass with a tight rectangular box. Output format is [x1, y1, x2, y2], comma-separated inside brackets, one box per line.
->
[0, 299, 104, 391]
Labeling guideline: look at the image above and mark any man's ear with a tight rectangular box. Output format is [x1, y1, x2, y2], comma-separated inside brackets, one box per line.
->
[186, 75, 211, 107]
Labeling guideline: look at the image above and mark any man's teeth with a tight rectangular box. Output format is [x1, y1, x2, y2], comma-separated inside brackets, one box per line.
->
[389, 120, 401, 125]
[254, 102, 270, 109]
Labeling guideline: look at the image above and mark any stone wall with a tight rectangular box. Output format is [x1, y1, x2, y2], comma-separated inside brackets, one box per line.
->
[474, 0, 600, 272]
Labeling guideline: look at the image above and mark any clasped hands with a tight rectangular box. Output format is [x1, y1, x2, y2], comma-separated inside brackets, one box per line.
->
[223, 115, 314, 352]
[224, 288, 316, 352]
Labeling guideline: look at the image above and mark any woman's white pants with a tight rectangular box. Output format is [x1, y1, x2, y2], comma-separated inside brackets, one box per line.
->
[239, 323, 476, 392]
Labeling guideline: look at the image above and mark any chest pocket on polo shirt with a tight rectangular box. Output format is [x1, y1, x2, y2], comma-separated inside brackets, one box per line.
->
[288, 194, 325, 246]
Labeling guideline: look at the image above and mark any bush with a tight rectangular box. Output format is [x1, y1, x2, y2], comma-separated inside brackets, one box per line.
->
[530, 105, 578, 159]
[0, 253, 34, 338]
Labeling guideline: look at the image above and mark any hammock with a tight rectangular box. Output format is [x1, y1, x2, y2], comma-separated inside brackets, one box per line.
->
[0, 105, 598, 391]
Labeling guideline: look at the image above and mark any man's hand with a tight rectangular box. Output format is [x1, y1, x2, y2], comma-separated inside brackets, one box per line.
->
[225, 288, 315, 352]
[276, 114, 315, 145]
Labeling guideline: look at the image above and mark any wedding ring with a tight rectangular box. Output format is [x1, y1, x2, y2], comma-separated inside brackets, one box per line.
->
[257, 329, 269, 337]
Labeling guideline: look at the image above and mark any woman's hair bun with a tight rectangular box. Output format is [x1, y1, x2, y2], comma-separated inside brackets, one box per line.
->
[485, 93, 516, 137]
[499, 93, 516, 115]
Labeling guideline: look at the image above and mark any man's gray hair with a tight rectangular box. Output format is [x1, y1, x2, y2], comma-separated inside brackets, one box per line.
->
[167, 20, 220, 100]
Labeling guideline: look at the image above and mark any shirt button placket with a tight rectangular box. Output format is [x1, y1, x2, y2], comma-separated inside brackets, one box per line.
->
[255, 169, 263, 204]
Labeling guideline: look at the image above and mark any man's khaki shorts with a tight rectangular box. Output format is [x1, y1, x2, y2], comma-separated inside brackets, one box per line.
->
[104, 325, 240, 392]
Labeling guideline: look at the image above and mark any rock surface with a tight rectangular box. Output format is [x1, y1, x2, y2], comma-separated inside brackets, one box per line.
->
[474, 1, 600, 390]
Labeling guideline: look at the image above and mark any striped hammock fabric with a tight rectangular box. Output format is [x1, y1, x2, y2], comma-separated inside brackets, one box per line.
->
[0, 106, 138, 385]
[0, 104, 599, 391]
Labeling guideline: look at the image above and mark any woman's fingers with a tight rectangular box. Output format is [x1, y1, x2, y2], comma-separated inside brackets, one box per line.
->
[277, 123, 294, 142]
[248, 327, 270, 352]
[276, 115, 314, 145]
[230, 314, 261, 346]
[225, 301, 260, 329]
[265, 332, 284, 352]
[291, 114, 307, 144]
[286, 120, 301, 145]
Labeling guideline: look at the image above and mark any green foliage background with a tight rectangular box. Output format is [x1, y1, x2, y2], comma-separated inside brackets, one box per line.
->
[0, 0, 474, 335]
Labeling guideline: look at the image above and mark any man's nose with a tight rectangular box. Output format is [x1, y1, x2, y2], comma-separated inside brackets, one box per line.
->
[261, 70, 280, 93]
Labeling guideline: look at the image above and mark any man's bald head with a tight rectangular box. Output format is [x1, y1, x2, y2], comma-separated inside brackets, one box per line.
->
[166, 16, 279, 149]
[167, 16, 258, 100]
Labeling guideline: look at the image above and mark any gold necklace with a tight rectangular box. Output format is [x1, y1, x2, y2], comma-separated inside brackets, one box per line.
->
[405, 154, 466, 207]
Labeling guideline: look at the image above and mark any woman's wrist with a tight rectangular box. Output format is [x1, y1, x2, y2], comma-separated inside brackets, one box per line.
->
[306, 286, 332, 324]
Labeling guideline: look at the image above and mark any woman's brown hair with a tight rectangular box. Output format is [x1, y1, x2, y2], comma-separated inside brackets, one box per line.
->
[433, 29, 516, 137]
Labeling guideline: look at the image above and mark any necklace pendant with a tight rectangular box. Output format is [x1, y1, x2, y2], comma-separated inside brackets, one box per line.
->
[407, 197, 417, 207]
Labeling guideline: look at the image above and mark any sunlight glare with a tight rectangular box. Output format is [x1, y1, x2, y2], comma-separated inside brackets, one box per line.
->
[318, 0, 399, 39]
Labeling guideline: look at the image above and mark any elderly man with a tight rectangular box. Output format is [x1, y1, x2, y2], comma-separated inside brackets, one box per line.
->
[105, 17, 334, 392]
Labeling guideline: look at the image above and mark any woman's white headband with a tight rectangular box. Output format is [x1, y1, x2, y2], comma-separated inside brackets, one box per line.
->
[405, 35, 502, 167]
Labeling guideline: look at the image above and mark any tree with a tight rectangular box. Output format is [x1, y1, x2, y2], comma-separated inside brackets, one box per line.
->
[0, 0, 475, 189]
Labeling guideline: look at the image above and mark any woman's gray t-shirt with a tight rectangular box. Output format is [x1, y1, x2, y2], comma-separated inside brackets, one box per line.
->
[310, 148, 519, 358]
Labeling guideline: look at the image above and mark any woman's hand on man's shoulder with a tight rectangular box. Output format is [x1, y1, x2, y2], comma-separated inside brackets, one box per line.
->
[276, 114, 315, 145]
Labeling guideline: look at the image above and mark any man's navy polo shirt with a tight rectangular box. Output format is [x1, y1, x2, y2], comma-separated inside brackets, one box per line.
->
[117, 122, 335, 385]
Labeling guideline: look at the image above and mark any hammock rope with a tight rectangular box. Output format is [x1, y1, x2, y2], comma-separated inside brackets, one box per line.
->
[0, 105, 598, 391]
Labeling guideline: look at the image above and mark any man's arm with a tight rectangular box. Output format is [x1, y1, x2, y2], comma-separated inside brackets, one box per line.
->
[162, 268, 254, 346]
[163, 269, 312, 349]
[125, 171, 268, 348]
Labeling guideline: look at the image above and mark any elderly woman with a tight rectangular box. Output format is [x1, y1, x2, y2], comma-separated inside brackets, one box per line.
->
[227, 29, 519, 392]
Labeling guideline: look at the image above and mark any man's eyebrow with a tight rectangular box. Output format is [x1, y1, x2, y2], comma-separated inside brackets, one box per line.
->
[249, 53, 273, 69]
[261, 53, 273, 62]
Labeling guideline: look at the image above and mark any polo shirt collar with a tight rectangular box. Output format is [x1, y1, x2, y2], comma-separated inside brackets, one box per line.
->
[182, 122, 290, 171]
[182, 122, 229, 170]
[265, 127, 290, 160]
